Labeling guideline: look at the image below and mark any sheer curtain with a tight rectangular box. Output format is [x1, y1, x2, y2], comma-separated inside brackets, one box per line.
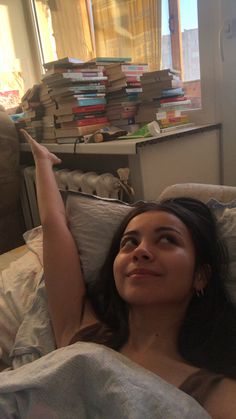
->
[46, 0, 95, 61]
[91, 0, 162, 70]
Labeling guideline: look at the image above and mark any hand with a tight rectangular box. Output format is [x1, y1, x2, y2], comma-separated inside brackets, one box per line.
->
[20, 129, 62, 166]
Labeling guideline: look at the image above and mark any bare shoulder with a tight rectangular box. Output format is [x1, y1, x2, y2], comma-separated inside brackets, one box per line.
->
[205, 377, 236, 419]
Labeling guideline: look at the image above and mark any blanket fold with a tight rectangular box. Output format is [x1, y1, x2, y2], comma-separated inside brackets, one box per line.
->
[0, 342, 211, 419]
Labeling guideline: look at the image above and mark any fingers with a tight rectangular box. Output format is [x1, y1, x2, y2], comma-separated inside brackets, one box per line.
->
[20, 129, 37, 145]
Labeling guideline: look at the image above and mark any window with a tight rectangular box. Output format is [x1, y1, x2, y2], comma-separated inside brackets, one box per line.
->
[161, 0, 201, 109]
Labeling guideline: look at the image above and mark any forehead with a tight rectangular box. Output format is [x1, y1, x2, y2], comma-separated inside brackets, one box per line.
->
[124, 210, 190, 235]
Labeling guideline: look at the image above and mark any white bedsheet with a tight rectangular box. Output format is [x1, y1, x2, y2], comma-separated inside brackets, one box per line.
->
[0, 342, 211, 419]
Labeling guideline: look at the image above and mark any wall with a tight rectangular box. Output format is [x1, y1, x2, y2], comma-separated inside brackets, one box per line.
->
[0, 0, 40, 98]
[218, 0, 236, 185]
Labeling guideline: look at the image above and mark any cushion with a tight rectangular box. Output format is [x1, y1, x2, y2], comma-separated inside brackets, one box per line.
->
[0, 231, 43, 365]
[66, 192, 133, 283]
[207, 199, 236, 304]
[5, 193, 133, 368]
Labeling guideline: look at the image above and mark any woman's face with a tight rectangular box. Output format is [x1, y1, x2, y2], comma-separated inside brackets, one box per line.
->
[113, 210, 200, 307]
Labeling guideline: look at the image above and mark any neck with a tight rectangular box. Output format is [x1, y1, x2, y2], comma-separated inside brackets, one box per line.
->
[126, 303, 188, 360]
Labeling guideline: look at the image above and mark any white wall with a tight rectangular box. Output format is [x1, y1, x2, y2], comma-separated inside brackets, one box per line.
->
[218, 0, 236, 185]
[0, 0, 40, 94]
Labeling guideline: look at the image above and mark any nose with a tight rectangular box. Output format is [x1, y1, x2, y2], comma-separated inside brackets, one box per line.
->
[132, 242, 154, 261]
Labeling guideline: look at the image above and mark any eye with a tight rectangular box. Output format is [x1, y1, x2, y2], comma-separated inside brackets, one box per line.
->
[158, 234, 178, 245]
[120, 236, 138, 250]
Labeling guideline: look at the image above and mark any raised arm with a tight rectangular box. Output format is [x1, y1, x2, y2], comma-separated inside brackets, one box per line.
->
[21, 130, 94, 347]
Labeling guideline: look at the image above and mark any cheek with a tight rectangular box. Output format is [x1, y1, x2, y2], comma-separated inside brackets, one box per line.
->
[113, 254, 122, 281]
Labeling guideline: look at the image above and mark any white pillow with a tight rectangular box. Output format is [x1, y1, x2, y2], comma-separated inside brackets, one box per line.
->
[0, 247, 43, 365]
[66, 192, 132, 283]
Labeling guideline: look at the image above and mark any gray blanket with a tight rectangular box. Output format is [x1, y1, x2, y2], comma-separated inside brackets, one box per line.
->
[0, 342, 210, 419]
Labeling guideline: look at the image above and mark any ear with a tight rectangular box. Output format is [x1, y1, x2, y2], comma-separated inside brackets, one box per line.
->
[193, 264, 211, 292]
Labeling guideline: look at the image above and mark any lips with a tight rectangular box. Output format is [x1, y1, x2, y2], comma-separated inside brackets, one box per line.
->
[127, 268, 161, 277]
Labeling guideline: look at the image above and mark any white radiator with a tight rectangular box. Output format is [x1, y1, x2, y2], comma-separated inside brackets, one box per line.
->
[21, 166, 134, 229]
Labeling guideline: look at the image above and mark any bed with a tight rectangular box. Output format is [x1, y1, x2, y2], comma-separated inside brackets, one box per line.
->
[0, 182, 236, 418]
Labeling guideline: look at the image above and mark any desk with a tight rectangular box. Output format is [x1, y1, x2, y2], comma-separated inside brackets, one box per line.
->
[20, 123, 221, 201]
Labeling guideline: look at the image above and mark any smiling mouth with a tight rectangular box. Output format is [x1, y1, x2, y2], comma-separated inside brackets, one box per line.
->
[127, 269, 162, 277]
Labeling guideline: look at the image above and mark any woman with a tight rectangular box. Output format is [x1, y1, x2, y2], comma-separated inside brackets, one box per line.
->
[22, 129, 236, 418]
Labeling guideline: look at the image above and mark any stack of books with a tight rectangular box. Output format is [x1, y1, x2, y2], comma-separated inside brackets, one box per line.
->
[105, 63, 149, 131]
[17, 84, 45, 141]
[136, 69, 192, 129]
[42, 58, 109, 142]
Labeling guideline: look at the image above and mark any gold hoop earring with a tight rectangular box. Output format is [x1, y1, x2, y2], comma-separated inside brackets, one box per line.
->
[195, 288, 205, 298]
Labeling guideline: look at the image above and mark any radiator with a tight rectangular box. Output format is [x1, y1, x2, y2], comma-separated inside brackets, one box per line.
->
[21, 166, 134, 230]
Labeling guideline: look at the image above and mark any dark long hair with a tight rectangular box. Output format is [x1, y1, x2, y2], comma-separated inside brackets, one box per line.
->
[80, 197, 236, 378]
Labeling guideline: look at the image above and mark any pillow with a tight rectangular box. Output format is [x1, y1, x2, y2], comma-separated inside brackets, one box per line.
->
[0, 239, 43, 366]
[66, 192, 133, 283]
[207, 198, 236, 304]
[7, 193, 132, 369]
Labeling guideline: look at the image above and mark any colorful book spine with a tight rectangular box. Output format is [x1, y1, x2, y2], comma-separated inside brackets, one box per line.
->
[72, 98, 106, 106]
[61, 117, 108, 127]
[121, 64, 149, 71]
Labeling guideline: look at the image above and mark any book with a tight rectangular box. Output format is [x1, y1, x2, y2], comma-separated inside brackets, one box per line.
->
[43, 67, 105, 77]
[55, 104, 106, 116]
[158, 122, 195, 133]
[107, 111, 136, 120]
[161, 87, 185, 97]
[55, 123, 108, 137]
[158, 116, 190, 128]
[58, 97, 107, 107]
[156, 110, 184, 120]
[141, 68, 180, 78]
[60, 117, 108, 128]
[159, 99, 192, 108]
[49, 85, 106, 96]
[43, 57, 84, 70]
[160, 96, 188, 104]
[56, 111, 106, 123]
[142, 79, 183, 90]
[43, 71, 104, 81]
[47, 75, 108, 83]
[86, 56, 131, 63]
[106, 63, 149, 72]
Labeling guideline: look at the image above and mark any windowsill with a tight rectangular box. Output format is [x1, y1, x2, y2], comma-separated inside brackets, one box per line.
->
[20, 122, 221, 156]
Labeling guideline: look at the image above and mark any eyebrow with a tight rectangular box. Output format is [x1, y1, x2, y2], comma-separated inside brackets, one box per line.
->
[122, 226, 183, 237]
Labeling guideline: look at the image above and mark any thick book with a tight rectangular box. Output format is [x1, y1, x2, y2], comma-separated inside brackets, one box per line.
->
[142, 79, 182, 90]
[156, 110, 184, 120]
[55, 104, 106, 116]
[159, 99, 192, 108]
[50, 85, 106, 96]
[141, 68, 180, 78]
[56, 111, 106, 123]
[106, 63, 149, 72]
[86, 56, 131, 63]
[158, 116, 190, 128]
[47, 75, 108, 83]
[160, 95, 188, 104]
[55, 123, 108, 137]
[159, 122, 194, 132]
[58, 97, 106, 107]
[161, 87, 185, 97]
[43, 57, 84, 69]
[43, 67, 105, 77]
[43, 71, 104, 81]
[60, 117, 108, 128]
